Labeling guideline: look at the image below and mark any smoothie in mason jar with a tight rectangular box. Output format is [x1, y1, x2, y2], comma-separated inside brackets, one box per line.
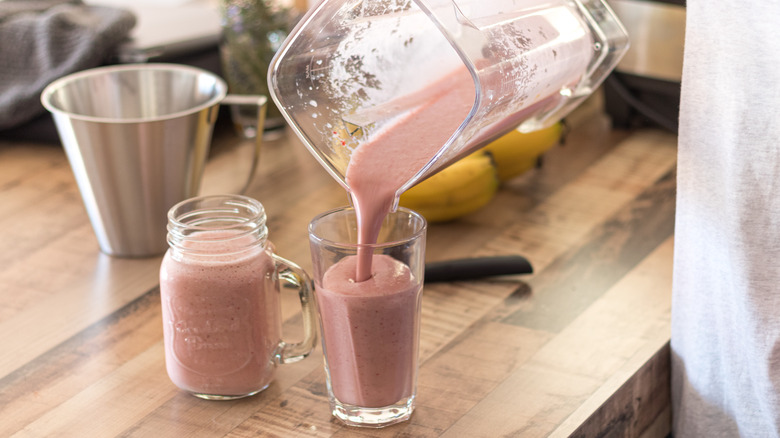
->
[160, 230, 281, 399]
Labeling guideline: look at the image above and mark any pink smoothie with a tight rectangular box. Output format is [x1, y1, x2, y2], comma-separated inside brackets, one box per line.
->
[316, 254, 422, 407]
[320, 25, 590, 408]
[159, 231, 281, 397]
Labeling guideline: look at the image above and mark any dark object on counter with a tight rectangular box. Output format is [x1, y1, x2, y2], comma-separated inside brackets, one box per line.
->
[425, 255, 533, 283]
[604, 0, 685, 134]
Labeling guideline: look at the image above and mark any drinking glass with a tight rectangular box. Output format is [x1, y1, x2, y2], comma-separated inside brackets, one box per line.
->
[308, 206, 426, 427]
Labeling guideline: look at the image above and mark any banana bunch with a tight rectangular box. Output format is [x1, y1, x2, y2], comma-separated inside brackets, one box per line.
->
[399, 150, 499, 223]
[399, 121, 564, 223]
[483, 121, 564, 182]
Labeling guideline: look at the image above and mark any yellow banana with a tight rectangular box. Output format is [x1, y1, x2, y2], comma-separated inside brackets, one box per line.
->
[399, 151, 499, 223]
[482, 121, 564, 182]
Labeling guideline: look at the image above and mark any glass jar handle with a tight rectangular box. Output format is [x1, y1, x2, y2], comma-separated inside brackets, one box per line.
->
[271, 253, 318, 364]
[221, 94, 267, 194]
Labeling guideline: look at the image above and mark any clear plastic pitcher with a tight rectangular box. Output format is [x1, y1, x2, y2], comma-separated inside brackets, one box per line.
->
[268, 0, 629, 198]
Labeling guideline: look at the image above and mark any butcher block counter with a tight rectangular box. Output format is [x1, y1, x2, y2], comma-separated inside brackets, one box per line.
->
[0, 94, 676, 437]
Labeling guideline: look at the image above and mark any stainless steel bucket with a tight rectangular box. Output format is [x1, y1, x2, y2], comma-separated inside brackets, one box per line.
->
[41, 63, 266, 257]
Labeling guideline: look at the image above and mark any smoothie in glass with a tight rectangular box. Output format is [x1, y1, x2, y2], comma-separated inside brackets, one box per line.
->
[316, 254, 422, 408]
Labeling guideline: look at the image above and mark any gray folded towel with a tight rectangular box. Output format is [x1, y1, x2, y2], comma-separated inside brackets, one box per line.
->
[0, 0, 136, 130]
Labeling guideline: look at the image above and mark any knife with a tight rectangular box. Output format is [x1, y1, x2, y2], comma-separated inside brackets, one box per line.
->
[424, 255, 533, 283]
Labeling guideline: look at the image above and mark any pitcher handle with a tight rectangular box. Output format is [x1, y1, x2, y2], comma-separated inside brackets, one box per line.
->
[270, 253, 318, 364]
[221, 94, 267, 194]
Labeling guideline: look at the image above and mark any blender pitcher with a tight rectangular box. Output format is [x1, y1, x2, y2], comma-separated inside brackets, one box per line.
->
[268, 0, 629, 200]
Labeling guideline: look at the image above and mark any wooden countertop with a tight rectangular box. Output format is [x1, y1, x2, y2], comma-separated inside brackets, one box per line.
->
[0, 95, 677, 437]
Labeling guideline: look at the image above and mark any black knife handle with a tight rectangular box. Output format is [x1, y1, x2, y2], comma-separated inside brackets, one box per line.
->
[424, 255, 533, 283]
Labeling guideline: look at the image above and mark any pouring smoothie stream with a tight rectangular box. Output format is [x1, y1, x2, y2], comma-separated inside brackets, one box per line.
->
[345, 65, 474, 280]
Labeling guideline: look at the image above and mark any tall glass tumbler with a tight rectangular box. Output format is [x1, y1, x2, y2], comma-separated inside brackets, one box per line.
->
[308, 207, 426, 427]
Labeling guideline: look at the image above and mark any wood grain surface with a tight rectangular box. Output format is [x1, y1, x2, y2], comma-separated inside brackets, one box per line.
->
[0, 94, 676, 437]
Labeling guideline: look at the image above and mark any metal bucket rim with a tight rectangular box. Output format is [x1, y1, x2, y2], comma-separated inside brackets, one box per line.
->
[40, 63, 228, 124]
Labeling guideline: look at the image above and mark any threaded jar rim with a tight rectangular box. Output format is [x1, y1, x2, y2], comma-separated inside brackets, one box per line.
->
[166, 194, 268, 256]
